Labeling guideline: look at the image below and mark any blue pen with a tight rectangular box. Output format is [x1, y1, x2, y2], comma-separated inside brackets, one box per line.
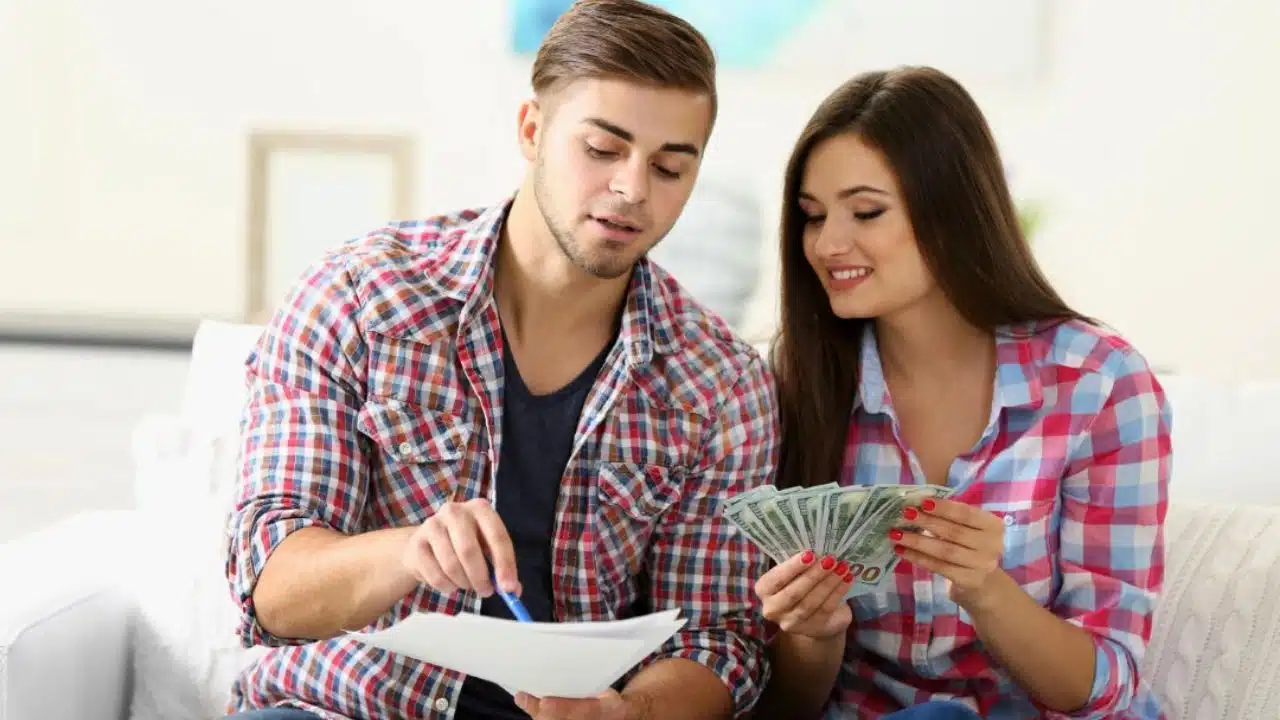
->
[492, 572, 533, 623]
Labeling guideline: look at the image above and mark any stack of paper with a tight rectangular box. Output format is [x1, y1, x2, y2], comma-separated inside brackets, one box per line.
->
[347, 609, 686, 698]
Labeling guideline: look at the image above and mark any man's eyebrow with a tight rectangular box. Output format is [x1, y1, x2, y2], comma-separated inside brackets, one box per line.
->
[583, 117, 700, 157]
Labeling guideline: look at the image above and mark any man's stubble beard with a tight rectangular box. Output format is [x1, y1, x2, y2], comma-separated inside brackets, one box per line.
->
[532, 152, 652, 281]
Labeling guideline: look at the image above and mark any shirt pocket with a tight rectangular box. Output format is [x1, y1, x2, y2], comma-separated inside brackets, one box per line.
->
[591, 462, 682, 603]
[991, 498, 1058, 603]
[357, 398, 474, 522]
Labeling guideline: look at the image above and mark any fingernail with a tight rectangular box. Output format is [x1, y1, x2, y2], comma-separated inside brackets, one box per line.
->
[844, 571, 855, 583]
[821, 555, 835, 570]
[834, 561, 849, 575]
[801, 549, 815, 564]
[903, 507, 918, 521]
[922, 499, 937, 512]
[894, 544, 905, 555]
[888, 529, 903, 541]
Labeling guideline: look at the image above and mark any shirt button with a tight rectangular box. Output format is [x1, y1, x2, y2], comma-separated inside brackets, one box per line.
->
[433, 697, 451, 712]
[398, 442, 414, 456]
[1003, 514, 1015, 527]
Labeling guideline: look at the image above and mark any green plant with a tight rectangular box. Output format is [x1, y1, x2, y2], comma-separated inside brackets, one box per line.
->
[1017, 200, 1045, 243]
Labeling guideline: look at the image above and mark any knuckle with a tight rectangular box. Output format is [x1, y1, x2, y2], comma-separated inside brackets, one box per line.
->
[438, 555, 464, 576]
[457, 544, 484, 564]
[795, 593, 823, 615]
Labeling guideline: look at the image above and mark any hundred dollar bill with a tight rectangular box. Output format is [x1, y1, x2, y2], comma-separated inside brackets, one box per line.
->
[836, 485, 957, 589]
[723, 501, 788, 563]
[783, 484, 836, 551]
[750, 495, 807, 559]
[825, 486, 874, 557]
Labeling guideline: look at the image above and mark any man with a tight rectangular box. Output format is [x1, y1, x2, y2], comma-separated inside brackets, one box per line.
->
[223, 1, 778, 718]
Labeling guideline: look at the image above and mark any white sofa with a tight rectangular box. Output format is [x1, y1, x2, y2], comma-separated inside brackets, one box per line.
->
[2, 321, 1279, 720]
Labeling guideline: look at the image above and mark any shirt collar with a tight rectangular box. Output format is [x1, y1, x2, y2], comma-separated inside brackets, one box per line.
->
[443, 198, 683, 367]
[854, 322, 1045, 415]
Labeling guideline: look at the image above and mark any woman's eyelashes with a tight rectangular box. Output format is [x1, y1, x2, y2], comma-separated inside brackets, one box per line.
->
[800, 207, 885, 225]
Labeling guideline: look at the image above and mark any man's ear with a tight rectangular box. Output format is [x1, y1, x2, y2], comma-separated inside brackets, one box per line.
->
[517, 98, 542, 162]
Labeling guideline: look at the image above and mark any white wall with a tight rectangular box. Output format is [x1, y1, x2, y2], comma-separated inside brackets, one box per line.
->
[1, 0, 1276, 379]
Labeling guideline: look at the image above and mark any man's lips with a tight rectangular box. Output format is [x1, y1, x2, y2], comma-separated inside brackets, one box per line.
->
[590, 214, 641, 232]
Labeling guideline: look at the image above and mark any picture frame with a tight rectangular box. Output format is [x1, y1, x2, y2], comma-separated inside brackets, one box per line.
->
[245, 131, 415, 323]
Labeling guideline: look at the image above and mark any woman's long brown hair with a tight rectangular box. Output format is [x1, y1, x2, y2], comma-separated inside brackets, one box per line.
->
[771, 66, 1088, 491]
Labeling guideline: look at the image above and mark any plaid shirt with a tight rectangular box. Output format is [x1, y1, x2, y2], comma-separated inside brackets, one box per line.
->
[826, 321, 1171, 719]
[225, 201, 778, 719]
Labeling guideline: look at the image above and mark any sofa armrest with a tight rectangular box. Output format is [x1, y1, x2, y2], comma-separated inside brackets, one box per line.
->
[0, 510, 140, 720]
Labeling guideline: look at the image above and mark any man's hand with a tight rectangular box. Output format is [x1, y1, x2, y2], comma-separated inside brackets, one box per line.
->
[401, 498, 520, 597]
[514, 689, 635, 720]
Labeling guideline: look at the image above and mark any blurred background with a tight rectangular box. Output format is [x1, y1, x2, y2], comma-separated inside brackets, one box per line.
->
[1, 0, 1277, 540]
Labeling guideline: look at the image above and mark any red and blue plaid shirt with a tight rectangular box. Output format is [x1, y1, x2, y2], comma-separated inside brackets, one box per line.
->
[827, 321, 1171, 719]
[225, 200, 778, 719]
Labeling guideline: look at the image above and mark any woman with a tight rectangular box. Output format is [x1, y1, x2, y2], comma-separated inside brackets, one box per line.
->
[751, 67, 1171, 719]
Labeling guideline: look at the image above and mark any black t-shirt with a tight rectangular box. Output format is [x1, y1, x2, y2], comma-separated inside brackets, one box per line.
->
[453, 337, 610, 719]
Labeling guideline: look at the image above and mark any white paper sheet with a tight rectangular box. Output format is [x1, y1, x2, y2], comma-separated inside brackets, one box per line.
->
[346, 610, 686, 699]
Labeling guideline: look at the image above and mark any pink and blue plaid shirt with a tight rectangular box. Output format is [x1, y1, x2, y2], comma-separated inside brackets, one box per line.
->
[826, 321, 1171, 719]
[225, 201, 778, 719]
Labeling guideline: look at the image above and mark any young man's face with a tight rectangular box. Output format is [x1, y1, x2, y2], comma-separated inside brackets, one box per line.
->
[519, 77, 713, 280]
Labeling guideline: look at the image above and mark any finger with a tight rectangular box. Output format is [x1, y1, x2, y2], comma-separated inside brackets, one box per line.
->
[780, 567, 846, 630]
[921, 498, 990, 531]
[514, 692, 538, 716]
[819, 568, 857, 614]
[423, 520, 472, 590]
[894, 544, 964, 581]
[891, 528, 984, 570]
[468, 499, 521, 594]
[538, 696, 598, 719]
[905, 509, 986, 552]
[756, 549, 819, 598]
[763, 557, 835, 622]
[443, 508, 495, 596]
[409, 534, 456, 592]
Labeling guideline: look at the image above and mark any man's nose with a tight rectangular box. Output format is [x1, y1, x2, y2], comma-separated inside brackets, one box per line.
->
[609, 159, 650, 204]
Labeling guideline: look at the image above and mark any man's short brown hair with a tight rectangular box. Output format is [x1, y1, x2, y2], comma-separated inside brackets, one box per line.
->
[531, 0, 718, 126]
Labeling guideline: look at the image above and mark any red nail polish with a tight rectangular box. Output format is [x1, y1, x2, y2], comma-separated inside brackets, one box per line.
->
[888, 529, 903, 541]
[922, 499, 937, 512]
[834, 561, 849, 575]
[903, 507, 918, 521]
[844, 572, 855, 583]
[801, 549, 815, 564]
[893, 544, 905, 555]
[821, 555, 835, 570]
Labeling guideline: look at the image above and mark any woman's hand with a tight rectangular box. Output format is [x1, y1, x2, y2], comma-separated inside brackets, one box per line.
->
[755, 549, 855, 639]
[889, 498, 1010, 613]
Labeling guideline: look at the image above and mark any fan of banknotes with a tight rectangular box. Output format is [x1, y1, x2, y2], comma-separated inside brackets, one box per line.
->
[724, 483, 957, 596]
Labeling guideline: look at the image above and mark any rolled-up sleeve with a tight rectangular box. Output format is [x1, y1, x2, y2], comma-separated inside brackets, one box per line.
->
[621, 353, 779, 717]
[1051, 353, 1172, 719]
[225, 255, 371, 648]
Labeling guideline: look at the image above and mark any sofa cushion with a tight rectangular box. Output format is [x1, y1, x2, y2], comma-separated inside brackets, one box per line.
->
[127, 416, 265, 719]
[1143, 502, 1280, 719]
[182, 320, 265, 436]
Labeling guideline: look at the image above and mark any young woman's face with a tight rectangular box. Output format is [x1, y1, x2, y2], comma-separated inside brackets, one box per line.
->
[798, 133, 937, 320]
